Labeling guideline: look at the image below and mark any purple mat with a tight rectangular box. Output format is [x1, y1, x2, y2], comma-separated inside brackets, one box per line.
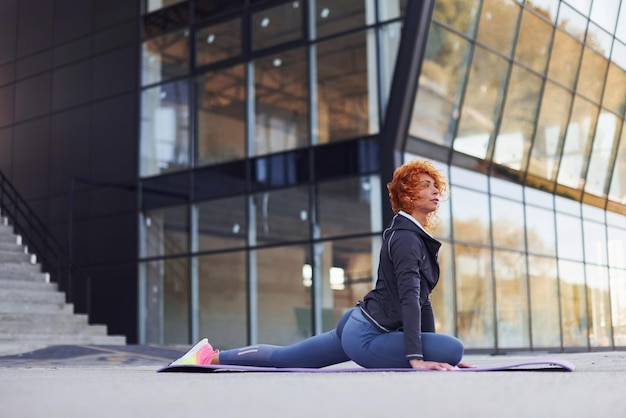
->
[157, 358, 575, 373]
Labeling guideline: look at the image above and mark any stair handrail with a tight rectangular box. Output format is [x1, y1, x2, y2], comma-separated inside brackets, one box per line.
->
[0, 170, 66, 278]
[0, 170, 109, 318]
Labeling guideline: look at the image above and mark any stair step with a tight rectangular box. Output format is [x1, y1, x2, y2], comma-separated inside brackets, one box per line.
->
[0, 278, 57, 291]
[0, 288, 66, 303]
[0, 251, 34, 263]
[0, 242, 26, 252]
[0, 313, 108, 334]
[0, 300, 74, 314]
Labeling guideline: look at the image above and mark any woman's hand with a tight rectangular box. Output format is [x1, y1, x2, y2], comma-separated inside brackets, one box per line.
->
[409, 358, 455, 370]
[455, 361, 476, 369]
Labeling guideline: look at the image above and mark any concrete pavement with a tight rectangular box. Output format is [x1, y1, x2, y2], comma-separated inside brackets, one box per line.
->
[0, 346, 625, 418]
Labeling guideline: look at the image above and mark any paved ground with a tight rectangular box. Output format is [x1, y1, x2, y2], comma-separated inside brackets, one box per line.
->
[0, 345, 625, 418]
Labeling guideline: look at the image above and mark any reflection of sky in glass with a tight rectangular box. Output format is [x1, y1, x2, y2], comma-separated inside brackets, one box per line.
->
[589, 0, 620, 33]
[491, 177, 523, 200]
[583, 220, 607, 265]
[608, 226, 626, 268]
[556, 213, 584, 260]
[525, 205, 556, 255]
[558, 259, 585, 284]
[491, 197, 525, 250]
[450, 165, 488, 191]
[524, 187, 554, 209]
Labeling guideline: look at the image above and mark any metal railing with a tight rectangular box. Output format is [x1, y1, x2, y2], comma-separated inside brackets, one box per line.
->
[0, 169, 86, 309]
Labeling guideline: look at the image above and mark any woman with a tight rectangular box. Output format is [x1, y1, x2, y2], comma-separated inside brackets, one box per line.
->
[170, 159, 472, 370]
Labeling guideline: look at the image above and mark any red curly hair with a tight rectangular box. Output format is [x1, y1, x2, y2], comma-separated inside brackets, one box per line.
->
[387, 159, 449, 232]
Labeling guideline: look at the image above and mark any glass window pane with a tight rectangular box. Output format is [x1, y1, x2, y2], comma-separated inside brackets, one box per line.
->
[610, 268, 626, 345]
[197, 196, 246, 252]
[196, 18, 241, 66]
[410, 25, 472, 146]
[556, 97, 598, 189]
[378, 0, 407, 22]
[585, 22, 613, 58]
[253, 186, 310, 245]
[589, 0, 620, 33]
[514, 8, 553, 73]
[586, 264, 612, 347]
[256, 244, 310, 344]
[524, 186, 554, 209]
[451, 186, 491, 245]
[490, 177, 523, 200]
[198, 251, 247, 348]
[525, 205, 556, 256]
[602, 59, 626, 117]
[524, 0, 558, 23]
[476, 0, 520, 57]
[316, 30, 378, 144]
[142, 29, 189, 86]
[455, 244, 495, 348]
[528, 255, 560, 347]
[254, 49, 308, 156]
[142, 256, 189, 344]
[315, 0, 372, 39]
[494, 250, 529, 348]
[430, 241, 454, 334]
[453, 47, 509, 159]
[450, 164, 488, 192]
[555, 195, 581, 216]
[547, 30, 583, 89]
[317, 236, 376, 333]
[527, 81, 573, 181]
[145, 0, 186, 13]
[432, 0, 481, 36]
[557, 3, 588, 41]
[493, 66, 543, 170]
[556, 212, 583, 261]
[317, 175, 376, 238]
[491, 196, 525, 250]
[576, 47, 608, 103]
[608, 127, 626, 204]
[141, 81, 190, 177]
[585, 113, 621, 196]
[196, 65, 245, 166]
[379, 21, 402, 114]
[195, 0, 243, 22]
[252, 2, 302, 51]
[608, 225, 626, 268]
[164, 256, 189, 344]
[559, 260, 588, 347]
[583, 219, 607, 265]
[144, 204, 189, 257]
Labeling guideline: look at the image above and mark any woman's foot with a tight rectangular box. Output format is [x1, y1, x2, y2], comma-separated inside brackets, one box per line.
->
[170, 338, 219, 366]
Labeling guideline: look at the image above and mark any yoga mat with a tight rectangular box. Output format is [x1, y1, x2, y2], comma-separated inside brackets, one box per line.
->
[157, 358, 575, 373]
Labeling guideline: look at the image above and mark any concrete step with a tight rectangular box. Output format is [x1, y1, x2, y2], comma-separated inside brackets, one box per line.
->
[0, 251, 35, 264]
[0, 278, 57, 291]
[0, 313, 107, 334]
[0, 288, 66, 304]
[0, 241, 26, 252]
[0, 300, 74, 314]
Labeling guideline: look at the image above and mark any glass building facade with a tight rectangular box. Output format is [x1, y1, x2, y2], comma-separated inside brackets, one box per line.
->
[138, 0, 626, 353]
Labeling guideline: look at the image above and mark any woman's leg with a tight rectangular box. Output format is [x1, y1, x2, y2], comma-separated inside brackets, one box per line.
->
[217, 308, 356, 368]
[341, 308, 464, 368]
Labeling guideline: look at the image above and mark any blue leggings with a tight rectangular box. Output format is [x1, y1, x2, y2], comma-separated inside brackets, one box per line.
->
[218, 307, 464, 368]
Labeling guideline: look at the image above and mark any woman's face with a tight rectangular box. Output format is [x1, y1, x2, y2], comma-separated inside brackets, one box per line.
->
[410, 173, 441, 215]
